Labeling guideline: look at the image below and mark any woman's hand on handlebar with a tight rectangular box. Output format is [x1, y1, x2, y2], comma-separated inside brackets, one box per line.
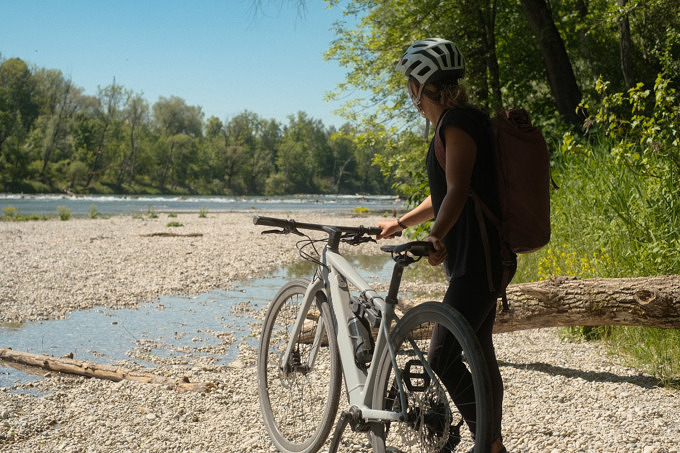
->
[376, 219, 402, 240]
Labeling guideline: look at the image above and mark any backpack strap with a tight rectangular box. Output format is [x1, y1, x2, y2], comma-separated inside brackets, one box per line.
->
[470, 191, 515, 313]
[470, 191, 495, 295]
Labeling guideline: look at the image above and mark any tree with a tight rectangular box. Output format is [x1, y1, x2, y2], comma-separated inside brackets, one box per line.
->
[0, 58, 39, 188]
[31, 68, 78, 176]
[152, 96, 204, 192]
[116, 93, 149, 188]
[0, 58, 38, 148]
[248, 118, 279, 194]
[268, 112, 330, 194]
[518, 0, 583, 124]
[152, 96, 203, 138]
[84, 82, 128, 189]
[617, 0, 635, 89]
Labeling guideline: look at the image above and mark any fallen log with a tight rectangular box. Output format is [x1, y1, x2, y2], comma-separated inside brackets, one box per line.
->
[300, 275, 680, 342]
[0, 348, 215, 393]
[493, 275, 680, 333]
[398, 275, 680, 334]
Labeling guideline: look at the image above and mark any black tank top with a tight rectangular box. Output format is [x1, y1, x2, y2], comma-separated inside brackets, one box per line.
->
[426, 108, 502, 279]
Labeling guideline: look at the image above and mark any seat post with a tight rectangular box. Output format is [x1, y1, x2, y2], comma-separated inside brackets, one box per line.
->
[385, 255, 414, 305]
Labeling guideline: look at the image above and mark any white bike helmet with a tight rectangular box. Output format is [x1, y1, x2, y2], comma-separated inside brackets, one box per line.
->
[396, 38, 465, 85]
[396, 38, 465, 118]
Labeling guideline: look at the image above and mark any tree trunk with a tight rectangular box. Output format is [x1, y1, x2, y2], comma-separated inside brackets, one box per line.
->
[399, 275, 680, 334]
[300, 276, 680, 343]
[618, 0, 635, 90]
[519, 0, 584, 125]
[492, 275, 680, 333]
[476, 0, 503, 111]
[0, 348, 215, 392]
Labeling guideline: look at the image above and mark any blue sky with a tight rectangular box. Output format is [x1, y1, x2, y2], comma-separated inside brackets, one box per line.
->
[1, 0, 356, 128]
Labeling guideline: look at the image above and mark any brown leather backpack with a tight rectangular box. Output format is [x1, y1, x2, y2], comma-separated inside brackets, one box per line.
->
[435, 108, 554, 310]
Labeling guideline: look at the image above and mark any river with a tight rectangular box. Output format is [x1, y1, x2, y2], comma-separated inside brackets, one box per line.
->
[0, 193, 405, 217]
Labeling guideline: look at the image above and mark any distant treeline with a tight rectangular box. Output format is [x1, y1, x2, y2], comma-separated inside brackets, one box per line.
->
[0, 57, 393, 195]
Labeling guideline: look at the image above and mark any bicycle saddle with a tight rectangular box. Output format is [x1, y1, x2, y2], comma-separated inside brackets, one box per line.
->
[380, 241, 434, 257]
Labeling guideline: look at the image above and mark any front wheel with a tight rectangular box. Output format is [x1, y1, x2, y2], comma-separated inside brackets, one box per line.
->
[371, 302, 493, 453]
[257, 279, 342, 453]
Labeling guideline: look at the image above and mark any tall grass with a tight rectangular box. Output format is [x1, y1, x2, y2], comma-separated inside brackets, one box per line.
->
[515, 134, 680, 385]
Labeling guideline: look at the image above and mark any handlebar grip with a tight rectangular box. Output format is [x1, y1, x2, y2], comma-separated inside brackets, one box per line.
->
[364, 226, 384, 236]
[253, 216, 289, 228]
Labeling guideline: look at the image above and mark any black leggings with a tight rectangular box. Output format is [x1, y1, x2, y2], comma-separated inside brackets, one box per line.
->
[427, 275, 503, 441]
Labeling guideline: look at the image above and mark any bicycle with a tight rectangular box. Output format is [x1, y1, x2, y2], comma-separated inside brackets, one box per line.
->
[254, 215, 493, 453]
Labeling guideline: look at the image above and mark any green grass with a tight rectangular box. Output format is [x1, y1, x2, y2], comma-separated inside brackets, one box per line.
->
[397, 135, 680, 385]
[1, 205, 52, 221]
[514, 135, 680, 385]
[56, 206, 71, 221]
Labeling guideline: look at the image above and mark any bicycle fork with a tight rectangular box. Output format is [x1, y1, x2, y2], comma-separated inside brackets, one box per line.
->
[279, 277, 326, 377]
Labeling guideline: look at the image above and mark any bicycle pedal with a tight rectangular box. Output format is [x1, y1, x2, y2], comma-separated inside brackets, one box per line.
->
[402, 359, 431, 392]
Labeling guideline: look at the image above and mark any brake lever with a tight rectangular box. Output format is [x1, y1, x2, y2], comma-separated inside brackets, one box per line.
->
[261, 229, 286, 235]
[342, 233, 376, 246]
[261, 227, 305, 236]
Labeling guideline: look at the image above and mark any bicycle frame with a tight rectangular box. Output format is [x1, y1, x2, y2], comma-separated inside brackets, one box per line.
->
[279, 243, 407, 424]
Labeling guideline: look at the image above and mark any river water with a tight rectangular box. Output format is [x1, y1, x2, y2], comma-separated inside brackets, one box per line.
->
[0, 193, 405, 217]
[0, 193, 404, 388]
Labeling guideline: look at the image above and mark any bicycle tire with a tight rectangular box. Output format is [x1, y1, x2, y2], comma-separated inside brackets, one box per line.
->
[257, 279, 342, 453]
[370, 302, 493, 453]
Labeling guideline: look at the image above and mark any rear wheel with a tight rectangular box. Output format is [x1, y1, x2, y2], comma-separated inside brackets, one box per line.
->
[371, 302, 493, 453]
[257, 279, 341, 453]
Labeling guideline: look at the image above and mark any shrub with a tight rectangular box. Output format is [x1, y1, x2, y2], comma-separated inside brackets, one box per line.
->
[88, 205, 100, 219]
[2, 206, 18, 219]
[57, 206, 71, 221]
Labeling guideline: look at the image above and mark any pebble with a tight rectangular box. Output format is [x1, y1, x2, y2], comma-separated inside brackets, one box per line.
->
[0, 213, 679, 452]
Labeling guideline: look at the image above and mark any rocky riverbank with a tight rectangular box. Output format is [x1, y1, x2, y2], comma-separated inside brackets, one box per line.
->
[1, 213, 678, 452]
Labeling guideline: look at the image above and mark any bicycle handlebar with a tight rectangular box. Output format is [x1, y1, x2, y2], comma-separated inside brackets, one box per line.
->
[253, 215, 384, 237]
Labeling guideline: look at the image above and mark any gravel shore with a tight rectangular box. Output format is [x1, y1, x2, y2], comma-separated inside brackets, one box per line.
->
[1, 212, 678, 452]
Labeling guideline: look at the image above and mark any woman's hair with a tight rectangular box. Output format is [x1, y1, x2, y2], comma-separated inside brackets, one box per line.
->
[410, 76, 470, 109]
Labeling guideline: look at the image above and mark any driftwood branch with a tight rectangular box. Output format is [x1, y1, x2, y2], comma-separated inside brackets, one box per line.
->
[0, 348, 215, 392]
[139, 232, 203, 238]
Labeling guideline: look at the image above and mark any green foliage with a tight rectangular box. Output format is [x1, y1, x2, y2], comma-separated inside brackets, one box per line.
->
[88, 204, 100, 219]
[56, 206, 71, 221]
[2, 205, 17, 219]
[512, 74, 680, 383]
[145, 207, 158, 219]
[198, 207, 208, 218]
[166, 221, 183, 227]
[373, 127, 432, 238]
[1, 205, 49, 221]
[0, 59, 393, 196]
[606, 327, 680, 386]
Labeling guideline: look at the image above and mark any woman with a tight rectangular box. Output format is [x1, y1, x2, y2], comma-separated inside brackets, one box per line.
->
[377, 38, 511, 453]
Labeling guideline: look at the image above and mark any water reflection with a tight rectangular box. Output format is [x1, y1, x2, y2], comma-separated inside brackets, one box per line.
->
[0, 254, 393, 389]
